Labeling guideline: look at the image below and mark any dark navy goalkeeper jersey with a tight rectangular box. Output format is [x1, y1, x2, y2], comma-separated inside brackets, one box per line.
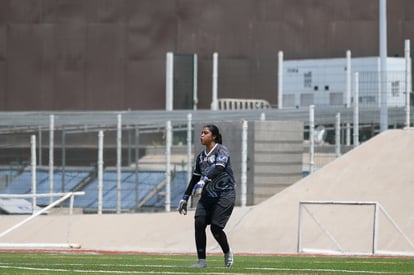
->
[193, 143, 235, 198]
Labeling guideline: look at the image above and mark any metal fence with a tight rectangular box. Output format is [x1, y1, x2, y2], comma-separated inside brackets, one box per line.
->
[0, 106, 412, 213]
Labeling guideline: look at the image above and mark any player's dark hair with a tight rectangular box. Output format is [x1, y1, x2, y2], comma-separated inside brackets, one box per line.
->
[204, 124, 222, 144]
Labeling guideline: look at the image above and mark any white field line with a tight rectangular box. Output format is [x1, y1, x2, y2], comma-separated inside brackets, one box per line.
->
[0, 263, 411, 275]
[0, 265, 244, 275]
[246, 267, 408, 274]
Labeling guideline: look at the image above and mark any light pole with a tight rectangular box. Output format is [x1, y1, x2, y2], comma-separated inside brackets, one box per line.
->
[379, 0, 388, 132]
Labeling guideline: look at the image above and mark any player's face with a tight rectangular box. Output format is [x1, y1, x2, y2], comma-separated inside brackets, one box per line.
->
[200, 127, 216, 146]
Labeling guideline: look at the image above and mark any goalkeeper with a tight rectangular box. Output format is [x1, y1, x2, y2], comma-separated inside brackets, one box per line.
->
[178, 124, 236, 268]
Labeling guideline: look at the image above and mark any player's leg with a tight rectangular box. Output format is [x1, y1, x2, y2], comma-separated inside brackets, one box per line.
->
[210, 192, 235, 267]
[194, 215, 208, 261]
[192, 201, 209, 268]
[211, 224, 230, 253]
[211, 222, 233, 268]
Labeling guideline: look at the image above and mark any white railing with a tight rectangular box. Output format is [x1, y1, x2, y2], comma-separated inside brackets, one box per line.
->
[218, 98, 271, 110]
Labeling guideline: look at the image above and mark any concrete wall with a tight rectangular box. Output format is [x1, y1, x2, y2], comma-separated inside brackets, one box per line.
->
[251, 121, 303, 204]
[0, 0, 413, 110]
[195, 120, 303, 205]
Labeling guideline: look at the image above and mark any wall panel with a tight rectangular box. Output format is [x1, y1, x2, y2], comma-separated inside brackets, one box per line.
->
[0, 0, 413, 110]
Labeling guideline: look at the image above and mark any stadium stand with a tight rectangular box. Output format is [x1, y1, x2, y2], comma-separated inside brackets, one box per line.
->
[80, 170, 187, 213]
[1, 170, 49, 196]
[0, 168, 187, 213]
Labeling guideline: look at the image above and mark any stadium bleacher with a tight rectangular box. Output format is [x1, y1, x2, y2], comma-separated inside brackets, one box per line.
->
[0, 168, 187, 213]
[2, 170, 49, 195]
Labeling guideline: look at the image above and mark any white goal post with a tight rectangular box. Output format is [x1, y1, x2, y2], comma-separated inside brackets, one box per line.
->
[0, 191, 85, 249]
[297, 200, 414, 256]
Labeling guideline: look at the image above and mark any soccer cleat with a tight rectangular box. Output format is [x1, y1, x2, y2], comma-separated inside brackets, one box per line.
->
[191, 259, 207, 268]
[224, 250, 233, 268]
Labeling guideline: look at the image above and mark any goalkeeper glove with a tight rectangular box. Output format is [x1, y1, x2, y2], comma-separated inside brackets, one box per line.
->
[178, 194, 189, 215]
[192, 176, 208, 197]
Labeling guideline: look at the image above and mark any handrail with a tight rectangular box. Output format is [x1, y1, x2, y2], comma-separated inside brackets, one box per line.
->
[218, 98, 271, 110]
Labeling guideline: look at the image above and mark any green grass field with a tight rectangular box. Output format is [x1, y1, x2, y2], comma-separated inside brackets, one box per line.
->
[0, 252, 413, 274]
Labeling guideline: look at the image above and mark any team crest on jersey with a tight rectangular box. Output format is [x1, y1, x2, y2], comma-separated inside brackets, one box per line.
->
[217, 155, 228, 162]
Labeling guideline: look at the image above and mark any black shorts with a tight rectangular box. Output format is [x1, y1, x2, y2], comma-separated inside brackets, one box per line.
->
[195, 190, 235, 228]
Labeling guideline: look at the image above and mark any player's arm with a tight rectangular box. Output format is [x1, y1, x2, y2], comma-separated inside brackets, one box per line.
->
[193, 162, 224, 197]
[178, 174, 200, 215]
[184, 174, 201, 197]
[178, 153, 202, 215]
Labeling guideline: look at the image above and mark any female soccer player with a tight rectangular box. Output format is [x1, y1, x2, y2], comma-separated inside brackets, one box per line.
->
[178, 124, 236, 268]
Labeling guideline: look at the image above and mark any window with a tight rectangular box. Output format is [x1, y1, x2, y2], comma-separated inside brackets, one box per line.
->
[304, 72, 312, 88]
[391, 81, 400, 97]
[301, 93, 314, 106]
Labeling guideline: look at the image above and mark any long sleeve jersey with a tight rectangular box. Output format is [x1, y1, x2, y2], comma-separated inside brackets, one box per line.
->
[184, 143, 235, 198]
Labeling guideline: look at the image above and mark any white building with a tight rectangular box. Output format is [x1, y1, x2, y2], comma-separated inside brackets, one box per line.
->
[282, 57, 409, 108]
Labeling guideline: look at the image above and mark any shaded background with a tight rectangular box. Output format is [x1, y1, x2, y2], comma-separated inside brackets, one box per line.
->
[0, 0, 413, 111]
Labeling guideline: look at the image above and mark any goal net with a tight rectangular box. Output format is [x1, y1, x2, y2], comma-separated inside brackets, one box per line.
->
[297, 201, 414, 256]
[0, 192, 84, 249]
